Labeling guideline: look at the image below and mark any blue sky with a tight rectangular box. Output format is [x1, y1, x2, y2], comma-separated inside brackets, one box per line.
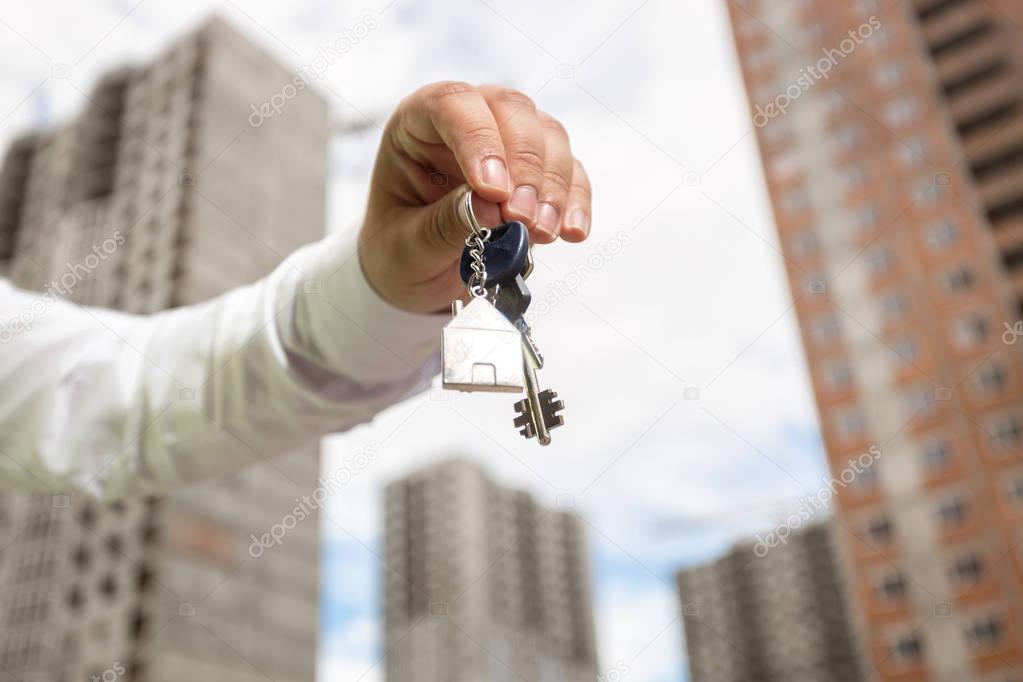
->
[0, 1, 834, 680]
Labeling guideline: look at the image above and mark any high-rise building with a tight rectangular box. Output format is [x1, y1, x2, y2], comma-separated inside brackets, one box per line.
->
[383, 458, 599, 682]
[0, 17, 327, 681]
[726, 0, 1023, 679]
[677, 521, 862, 682]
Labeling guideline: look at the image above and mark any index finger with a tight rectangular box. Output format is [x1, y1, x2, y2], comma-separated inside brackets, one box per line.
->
[397, 81, 511, 204]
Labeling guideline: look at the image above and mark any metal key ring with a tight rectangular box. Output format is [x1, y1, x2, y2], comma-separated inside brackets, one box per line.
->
[461, 187, 487, 240]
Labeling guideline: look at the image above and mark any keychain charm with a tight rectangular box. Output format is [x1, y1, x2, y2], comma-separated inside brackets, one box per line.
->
[440, 188, 565, 446]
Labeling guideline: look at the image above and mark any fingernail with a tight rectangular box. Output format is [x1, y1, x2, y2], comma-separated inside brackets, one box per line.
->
[536, 202, 559, 238]
[481, 156, 509, 192]
[565, 208, 590, 236]
[508, 186, 538, 221]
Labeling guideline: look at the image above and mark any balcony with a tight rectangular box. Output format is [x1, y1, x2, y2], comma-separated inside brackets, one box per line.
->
[933, 37, 1002, 86]
[948, 74, 1018, 126]
[928, 20, 996, 60]
[921, 1, 991, 54]
[976, 165, 1023, 207]
[965, 122, 1023, 172]
[916, 0, 969, 23]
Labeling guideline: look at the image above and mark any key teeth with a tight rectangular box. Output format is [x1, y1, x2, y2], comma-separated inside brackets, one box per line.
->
[512, 399, 536, 439]
[538, 390, 565, 431]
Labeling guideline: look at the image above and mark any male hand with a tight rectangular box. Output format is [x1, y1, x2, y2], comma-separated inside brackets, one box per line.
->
[358, 81, 592, 313]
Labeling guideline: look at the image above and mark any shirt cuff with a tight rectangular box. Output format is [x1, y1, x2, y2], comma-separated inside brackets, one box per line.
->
[277, 232, 447, 387]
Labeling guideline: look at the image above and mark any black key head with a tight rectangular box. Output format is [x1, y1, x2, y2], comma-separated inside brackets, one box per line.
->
[459, 220, 530, 288]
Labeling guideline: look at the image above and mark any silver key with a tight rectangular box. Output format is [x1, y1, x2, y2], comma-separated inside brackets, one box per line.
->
[512, 334, 564, 446]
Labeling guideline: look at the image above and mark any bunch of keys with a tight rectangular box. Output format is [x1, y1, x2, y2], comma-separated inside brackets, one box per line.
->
[441, 189, 565, 446]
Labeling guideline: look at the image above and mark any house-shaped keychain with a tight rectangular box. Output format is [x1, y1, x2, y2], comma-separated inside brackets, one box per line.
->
[442, 297, 523, 392]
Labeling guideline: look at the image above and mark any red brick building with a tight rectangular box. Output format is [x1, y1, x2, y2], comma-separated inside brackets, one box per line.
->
[727, 0, 1023, 679]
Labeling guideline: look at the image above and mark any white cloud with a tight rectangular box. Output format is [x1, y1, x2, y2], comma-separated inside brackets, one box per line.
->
[597, 577, 682, 682]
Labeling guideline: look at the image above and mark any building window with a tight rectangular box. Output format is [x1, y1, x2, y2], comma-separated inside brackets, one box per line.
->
[843, 163, 868, 189]
[745, 46, 772, 70]
[824, 88, 848, 115]
[823, 358, 852, 391]
[1004, 472, 1023, 508]
[940, 266, 975, 293]
[964, 613, 1004, 651]
[835, 123, 864, 151]
[769, 152, 801, 181]
[884, 96, 919, 127]
[973, 363, 1008, 395]
[811, 313, 840, 344]
[888, 630, 923, 665]
[868, 27, 891, 52]
[863, 513, 893, 543]
[781, 188, 810, 213]
[949, 551, 985, 587]
[892, 337, 920, 366]
[898, 137, 929, 166]
[924, 219, 958, 249]
[763, 119, 792, 145]
[790, 230, 818, 256]
[800, 23, 825, 47]
[907, 385, 936, 416]
[875, 61, 905, 89]
[953, 314, 990, 349]
[913, 177, 943, 205]
[988, 414, 1022, 454]
[834, 407, 866, 440]
[936, 493, 969, 527]
[849, 465, 879, 493]
[922, 438, 952, 473]
[866, 247, 893, 275]
[875, 568, 907, 602]
[853, 204, 881, 232]
[880, 291, 908, 321]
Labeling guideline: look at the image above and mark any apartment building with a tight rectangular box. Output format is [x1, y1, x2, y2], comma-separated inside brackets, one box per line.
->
[383, 458, 599, 682]
[726, 0, 1023, 679]
[0, 17, 327, 681]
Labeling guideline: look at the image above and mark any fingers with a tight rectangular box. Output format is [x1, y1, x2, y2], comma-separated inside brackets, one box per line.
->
[420, 183, 503, 257]
[478, 86, 545, 227]
[561, 159, 592, 242]
[534, 112, 574, 243]
[399, 81, 511, 204]
[396, 82, 591, 243]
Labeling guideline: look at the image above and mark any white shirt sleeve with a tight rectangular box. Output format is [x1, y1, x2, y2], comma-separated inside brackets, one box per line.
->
[0, 232, 446, 500]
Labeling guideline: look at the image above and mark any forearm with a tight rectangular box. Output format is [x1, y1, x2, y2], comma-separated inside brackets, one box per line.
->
[0, 233, 443, 499]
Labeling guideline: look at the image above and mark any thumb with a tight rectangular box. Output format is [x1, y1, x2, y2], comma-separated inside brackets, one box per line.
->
[420, 185, 504, 257]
